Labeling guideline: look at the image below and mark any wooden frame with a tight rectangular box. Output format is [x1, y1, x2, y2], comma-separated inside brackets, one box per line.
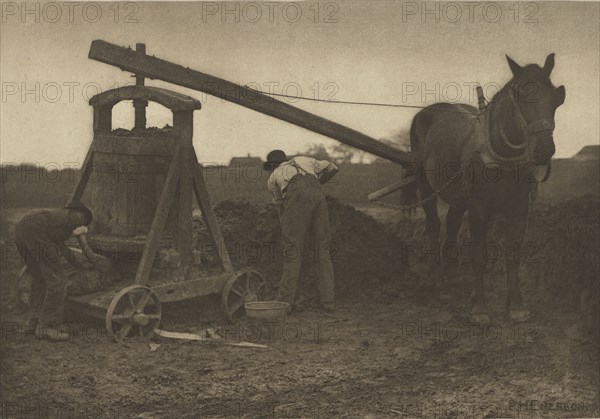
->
[73, 81, 234, 287]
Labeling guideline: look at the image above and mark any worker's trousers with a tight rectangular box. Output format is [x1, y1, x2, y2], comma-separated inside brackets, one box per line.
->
[15, 238, 67, 326]
[276, 174, 335, 307]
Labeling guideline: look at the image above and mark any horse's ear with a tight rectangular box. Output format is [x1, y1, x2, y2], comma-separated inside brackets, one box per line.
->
[506, 55, 522, 76]
[543, 53, 555, 76]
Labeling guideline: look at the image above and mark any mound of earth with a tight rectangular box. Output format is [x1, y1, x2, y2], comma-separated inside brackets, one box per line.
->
[194, 196, 409, 303]
[524, 195, 599, 325]
[110, 125, 174, 137]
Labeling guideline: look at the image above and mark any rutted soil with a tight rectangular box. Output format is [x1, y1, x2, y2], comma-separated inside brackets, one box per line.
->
[0, 196, 598, 418]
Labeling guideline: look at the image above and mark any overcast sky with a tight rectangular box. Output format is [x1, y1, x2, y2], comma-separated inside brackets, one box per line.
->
[1, 1, 598, 166]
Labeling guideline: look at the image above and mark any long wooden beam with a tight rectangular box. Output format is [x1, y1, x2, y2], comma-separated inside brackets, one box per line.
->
[88, 40, 412, 166]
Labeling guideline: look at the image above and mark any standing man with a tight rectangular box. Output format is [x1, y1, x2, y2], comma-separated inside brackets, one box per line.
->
[15, 201, 93, 341]
[264, 150, 339, 312]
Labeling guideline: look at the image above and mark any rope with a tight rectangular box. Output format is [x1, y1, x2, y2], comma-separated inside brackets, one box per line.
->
[255, 91, 428, 109]
[370, 169, 466, 212]
[247, 87, 481, 114]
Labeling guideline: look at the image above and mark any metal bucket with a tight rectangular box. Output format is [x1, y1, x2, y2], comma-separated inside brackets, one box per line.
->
[244, 301, 290, 319]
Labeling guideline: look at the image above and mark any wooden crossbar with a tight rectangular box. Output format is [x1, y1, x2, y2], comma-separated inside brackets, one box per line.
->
[88, 40, 413, 167]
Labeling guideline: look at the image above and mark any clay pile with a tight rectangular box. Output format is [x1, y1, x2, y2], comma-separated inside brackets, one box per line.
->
[193, 197, 409, 301]
[110, 125, 173, 137]
[523, 195, 599, 322]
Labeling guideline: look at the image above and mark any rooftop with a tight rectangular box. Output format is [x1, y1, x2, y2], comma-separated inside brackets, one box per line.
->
[572, 145, 600, 161]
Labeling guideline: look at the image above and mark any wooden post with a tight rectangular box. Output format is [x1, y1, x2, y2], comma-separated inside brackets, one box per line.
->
[173, 111, 194, 266]
[134, 145, 181, 285]
[192, 146, 234, 273]
[71, 102, 110, 204]
[93, 105, 112, 133]
[133, 43, 147, 131]
[68, 142, 95, 203]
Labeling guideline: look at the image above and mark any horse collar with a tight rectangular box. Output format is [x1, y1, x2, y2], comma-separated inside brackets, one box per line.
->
[478, 88, 552, 182]
[480, 100, 529, 165]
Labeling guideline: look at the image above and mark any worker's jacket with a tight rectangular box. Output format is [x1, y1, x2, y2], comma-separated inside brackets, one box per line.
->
[15, 209, 73, 250]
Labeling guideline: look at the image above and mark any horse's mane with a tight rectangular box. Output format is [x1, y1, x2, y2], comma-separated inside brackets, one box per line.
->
[489, 79, 514, 105]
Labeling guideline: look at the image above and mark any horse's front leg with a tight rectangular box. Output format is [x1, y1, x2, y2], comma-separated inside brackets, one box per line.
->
[505, 211, 529, 322]
[468, 202, 490, 323]
[443, 205, 467, 280]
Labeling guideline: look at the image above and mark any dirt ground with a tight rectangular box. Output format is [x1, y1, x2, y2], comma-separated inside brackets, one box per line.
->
[1, 199, 598, 418]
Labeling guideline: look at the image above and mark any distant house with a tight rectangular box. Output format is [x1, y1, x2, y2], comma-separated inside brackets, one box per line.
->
[228, 154, 263, 168]
[572, 145, 600, 161]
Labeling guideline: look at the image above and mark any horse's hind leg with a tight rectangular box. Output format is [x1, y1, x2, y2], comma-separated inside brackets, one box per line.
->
[468, 202, 490, 323]
[443, 205, 467, 279]
[419, 183, 441, 280]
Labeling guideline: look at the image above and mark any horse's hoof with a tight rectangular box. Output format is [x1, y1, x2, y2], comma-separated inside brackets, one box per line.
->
[509, 309, 530, 322]
[470, 312, 490, 324]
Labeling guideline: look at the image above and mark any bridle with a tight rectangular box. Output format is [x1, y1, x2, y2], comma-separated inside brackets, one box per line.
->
[483, 83, 554, 181]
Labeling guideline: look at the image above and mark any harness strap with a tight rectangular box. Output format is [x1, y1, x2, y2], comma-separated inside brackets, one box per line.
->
[526, 118, 555, 135]
[481, 88, 552, 182]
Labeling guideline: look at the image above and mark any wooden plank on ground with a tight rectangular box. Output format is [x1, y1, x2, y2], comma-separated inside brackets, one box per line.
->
[155, 329, 268, 349]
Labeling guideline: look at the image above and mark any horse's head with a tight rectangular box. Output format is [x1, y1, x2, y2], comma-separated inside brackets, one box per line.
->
[505, 53, 566, 165]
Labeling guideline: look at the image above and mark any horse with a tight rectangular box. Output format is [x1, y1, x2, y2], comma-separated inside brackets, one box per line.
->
[404, 53, 566, 322]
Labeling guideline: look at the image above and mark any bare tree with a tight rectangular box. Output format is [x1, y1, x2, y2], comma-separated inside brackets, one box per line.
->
[381, 129, 411, 152]
[303, 143, 332, 161]
[331, 144, 355, 164]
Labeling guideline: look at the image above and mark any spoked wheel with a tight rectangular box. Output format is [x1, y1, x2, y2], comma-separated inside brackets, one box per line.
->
[221, 271, 267, 322]
[106, 285, 161, 342]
